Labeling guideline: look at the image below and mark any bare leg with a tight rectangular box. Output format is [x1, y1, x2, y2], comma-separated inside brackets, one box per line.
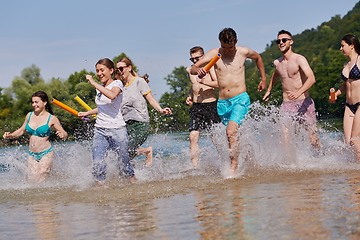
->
[226, 121, 240, 178]
[281, 124, 290, 146]
[306, 124, 321, 151]
[350, 110, 360, 162]
[189, 130, 200, 169]
[343, 107, 354, 145]
[27, 151, 54, 183]
[136, 147, 153, 167]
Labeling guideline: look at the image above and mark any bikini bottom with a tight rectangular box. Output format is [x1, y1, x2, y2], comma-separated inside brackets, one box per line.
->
[346, 102, 360, 114]
[28, 147, 54, 162]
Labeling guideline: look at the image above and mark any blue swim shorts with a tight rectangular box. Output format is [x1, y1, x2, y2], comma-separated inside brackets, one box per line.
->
[217, 92, 250, 126]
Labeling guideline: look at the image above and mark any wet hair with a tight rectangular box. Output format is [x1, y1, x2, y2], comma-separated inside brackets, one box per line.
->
[342, 34, 360, 55]
[218, 28, 237, 44]
[278, 30, 292, 37]
[190, 46, 204, 55]
[116, 57, 149, 83]
[32, 91, 54, 115]
[95, 58, 115, 78]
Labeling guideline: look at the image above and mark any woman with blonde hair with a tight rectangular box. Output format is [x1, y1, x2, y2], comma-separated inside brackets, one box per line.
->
[116, 57, 172, 167]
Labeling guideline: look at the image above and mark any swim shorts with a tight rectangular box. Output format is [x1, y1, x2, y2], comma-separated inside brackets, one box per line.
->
[279, 97, 317, 126]
[217, 92, 250, 126]
[189, 101, 221, 132]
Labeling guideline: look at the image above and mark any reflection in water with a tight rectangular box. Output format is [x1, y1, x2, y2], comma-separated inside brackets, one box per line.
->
[1, 172, 360, 239]
[2, 105, 360, 238]
[32, 201, 61, 240]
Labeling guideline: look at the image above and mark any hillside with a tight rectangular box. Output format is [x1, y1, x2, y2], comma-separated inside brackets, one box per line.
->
[245, 1, 360, 118]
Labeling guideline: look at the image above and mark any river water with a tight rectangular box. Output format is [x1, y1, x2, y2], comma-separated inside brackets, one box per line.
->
[1, 102, 360, 239]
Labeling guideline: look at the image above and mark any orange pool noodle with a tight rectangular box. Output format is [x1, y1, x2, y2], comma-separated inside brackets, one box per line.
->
[51, 98, 79, 116]
[198, 53, 222, 78]
[204, 53, 222, 72]
[330, 88, 335, 103]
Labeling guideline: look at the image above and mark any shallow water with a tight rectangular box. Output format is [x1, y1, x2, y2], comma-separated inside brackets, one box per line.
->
[1, 103, 360, 239]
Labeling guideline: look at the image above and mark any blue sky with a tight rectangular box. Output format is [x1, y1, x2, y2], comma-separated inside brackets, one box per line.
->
[0, 0, 358, 100]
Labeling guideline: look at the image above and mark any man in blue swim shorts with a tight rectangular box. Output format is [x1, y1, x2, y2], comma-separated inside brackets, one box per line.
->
[217, 92, 250, 126]
[191, 28, 267, 178]
[263, 30, 321, 151]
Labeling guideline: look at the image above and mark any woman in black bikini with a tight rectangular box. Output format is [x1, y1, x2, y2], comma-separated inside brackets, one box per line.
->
[331, 34, 360, 161]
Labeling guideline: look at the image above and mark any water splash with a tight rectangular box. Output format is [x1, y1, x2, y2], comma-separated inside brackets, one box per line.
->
[0, 102, 357, 191]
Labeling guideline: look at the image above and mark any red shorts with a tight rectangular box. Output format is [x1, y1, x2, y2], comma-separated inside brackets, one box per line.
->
[279, 97, 317, 126]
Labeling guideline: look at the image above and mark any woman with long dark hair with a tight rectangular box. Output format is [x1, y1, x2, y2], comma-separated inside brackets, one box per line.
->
[332, 34, 360, 161]
[3, 91, 68, 182]
[78, 58, 136, 185]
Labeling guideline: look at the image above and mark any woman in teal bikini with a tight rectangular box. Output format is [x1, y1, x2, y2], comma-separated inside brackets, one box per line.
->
[331, 34, 360, 162]
[3, 91, 68, 182]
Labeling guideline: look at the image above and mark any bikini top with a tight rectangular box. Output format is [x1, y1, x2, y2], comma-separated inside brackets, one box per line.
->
[341, 55, 360, 81]
[25, 112, 52, 137]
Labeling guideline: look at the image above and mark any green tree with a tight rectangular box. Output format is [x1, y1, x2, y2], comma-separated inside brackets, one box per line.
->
[153, 66, 191, 132]
[21, 64, 44, 85]
[64, 69, 93, 96]
[112, 53, 139, 73]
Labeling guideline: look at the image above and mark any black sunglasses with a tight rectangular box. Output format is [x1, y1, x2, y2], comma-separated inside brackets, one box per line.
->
[189, 56, 202, 62]
[117, 66, 125, 72]
[276, 38, 292, 44]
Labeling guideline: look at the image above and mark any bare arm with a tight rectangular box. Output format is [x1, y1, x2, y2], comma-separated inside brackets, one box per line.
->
[197, 67, 219, 88]
[263, 69, 280, 101]
[286, 56, 316, 100]
[145, 92, 172, 115]
[246, 49, 267, 91]
[3, 113, 29, 139]
[78, 108, 98, 117]
[186, 67, 194, 105]
[330, 81, 346, 102]
[51, 115, 68, 140]
[186, 89, 194, 106]
[86, 75, 121, 100]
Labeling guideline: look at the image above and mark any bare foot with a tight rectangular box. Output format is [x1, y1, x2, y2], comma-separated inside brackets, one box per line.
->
[128, 176, 137, 183]
[144, 147, 153, 167]
[95, 180, 107, 188]
[224, 164, 238, 179]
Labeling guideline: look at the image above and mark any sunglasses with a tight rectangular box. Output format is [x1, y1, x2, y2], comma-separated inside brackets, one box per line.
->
[117, 66, 125, 72]
[276, 38, 292, 44]
[189, 56, 202, 62]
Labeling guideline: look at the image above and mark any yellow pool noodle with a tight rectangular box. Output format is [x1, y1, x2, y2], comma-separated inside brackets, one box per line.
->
[74, 96, 92, 111]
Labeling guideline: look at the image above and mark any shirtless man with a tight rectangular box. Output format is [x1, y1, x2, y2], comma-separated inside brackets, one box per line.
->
[186, 46, 221, 169]
[191, 28, 267, 178]
[263, 30, 321, 150]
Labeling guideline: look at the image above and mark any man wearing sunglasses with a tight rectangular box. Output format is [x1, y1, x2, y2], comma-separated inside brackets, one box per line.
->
[263, 30, 321, 151]
[190, 28, 267, 178]
[186, 46, 221, 169]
